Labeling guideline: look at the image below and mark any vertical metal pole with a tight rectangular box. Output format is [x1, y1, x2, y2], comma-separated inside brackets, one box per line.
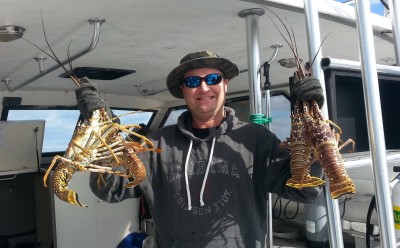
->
[388, 0, 400, 65]
[238, 8, 273, 248]
[264, 93, 273, 248]
[263, 63, 272, 248]
[303, 1, 344, 247]
[354, 1, 397, 247]
[238, 8, 265, 115]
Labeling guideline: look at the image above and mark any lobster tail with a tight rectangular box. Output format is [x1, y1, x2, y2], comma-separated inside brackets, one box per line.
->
[318, 143, 356, 199]
[286, 102, 325, 188]
[301, 101, 356, 198]
[51, 163, 88, 207]
[286, 141, 325, 188]
[53, 186, 88, 208]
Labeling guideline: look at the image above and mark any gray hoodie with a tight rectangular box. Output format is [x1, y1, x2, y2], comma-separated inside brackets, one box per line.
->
[90, 107, 322, 248]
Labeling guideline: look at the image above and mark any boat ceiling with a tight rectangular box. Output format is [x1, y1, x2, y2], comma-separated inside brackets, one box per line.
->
[0, 0, 394, 105]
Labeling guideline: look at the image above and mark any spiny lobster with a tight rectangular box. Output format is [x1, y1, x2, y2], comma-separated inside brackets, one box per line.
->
[265, 7, 356, 198]
[26, 14, 160, 207]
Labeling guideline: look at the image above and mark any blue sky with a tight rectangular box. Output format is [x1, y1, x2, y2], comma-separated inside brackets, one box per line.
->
[370, 0, 385, 15]
[336, 0, 385, 15]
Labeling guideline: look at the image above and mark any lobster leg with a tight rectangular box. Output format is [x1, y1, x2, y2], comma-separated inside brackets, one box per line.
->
[302, 101, 356, 199]
[122, 153, 147, 188]
[286, 102, 325, 188]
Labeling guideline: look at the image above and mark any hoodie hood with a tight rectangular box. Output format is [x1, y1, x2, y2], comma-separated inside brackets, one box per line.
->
[176, 106, 237, 210]
[177, 107, 237, 143]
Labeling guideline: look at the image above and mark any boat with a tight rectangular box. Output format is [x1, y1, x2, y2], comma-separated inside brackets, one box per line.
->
[0, 0, 399, 247]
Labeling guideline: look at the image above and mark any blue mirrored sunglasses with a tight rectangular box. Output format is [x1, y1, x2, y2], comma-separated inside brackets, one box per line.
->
[183, 73, 223, 88]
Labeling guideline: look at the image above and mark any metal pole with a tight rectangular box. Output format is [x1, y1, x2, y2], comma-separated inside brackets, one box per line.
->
[354, 1, 397, 247]
[238, 8, 272, 248]
[388, 0, 400, 65]
[4, 17, 105, 92]
[303, 1, 344, 247]
[264, 83, 273, 248]
[238, 8, 264, 115]
[263, 62, 272, 248]
[321, 57, 400, 75]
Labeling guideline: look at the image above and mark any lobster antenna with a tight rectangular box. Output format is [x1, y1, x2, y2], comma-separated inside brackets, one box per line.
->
[268, 18, 296, 55]
[22, 10, 81, 86]
[21, 36, 79, 85]
[21, 38, 58, 62]
[65, 39, 81, 84]
[39, 11, 70, 75]
[266, 16, 304, 78]
[286, 17, 299, 57]
[265, 7, 330, 79]
[265, 7, 297, 51]
[308, 32, 332, 71]
[265, 7, 305, 77]
[285, 17, 305, 78]
[67, 40, 73, 71]
[66, 40, 78, 81]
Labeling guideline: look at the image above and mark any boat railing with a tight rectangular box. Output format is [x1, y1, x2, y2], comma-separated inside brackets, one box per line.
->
[304, 0, 399, 247]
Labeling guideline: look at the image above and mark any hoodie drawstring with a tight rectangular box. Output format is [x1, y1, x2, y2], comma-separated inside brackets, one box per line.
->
[184, 140, 194, 211]
[184, 137, 216, 211]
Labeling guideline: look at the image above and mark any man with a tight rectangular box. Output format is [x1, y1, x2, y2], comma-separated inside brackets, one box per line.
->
[76, 51, 324, 248]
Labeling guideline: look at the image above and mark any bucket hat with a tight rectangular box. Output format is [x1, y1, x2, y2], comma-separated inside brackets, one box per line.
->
[166, 51, 239, 98]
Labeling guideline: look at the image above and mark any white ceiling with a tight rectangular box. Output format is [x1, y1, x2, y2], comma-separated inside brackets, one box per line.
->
[0, 0, 395, 104]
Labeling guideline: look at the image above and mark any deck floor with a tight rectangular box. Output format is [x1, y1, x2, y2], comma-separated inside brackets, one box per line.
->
[273, 238, 307, 247]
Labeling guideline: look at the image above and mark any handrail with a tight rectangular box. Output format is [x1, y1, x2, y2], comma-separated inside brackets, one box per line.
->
[354, 0, 397, 246]
[3, 17, 105, 92]
[303, 1, 344, 247]
[389, 0, 400, 65]
[321, 57, 400, 75]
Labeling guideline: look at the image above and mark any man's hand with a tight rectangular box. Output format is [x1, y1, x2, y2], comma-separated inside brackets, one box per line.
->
[75, 77, 109, 120]
[291, 77, 325, 108]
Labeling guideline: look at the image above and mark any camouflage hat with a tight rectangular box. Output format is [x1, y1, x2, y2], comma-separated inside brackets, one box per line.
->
[166, 51, 240, 98]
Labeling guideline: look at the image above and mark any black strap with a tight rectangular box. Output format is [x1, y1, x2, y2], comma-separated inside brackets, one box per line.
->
[366, 195, 376, 248]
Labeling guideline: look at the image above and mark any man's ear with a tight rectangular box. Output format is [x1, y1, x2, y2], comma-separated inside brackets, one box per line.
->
[224, 80, 229, 93]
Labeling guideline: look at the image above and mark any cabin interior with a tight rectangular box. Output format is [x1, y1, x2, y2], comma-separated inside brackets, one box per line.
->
[1, 0, 400, 247]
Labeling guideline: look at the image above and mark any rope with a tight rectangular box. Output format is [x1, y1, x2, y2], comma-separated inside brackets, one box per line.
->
[249, 113, 272, 125]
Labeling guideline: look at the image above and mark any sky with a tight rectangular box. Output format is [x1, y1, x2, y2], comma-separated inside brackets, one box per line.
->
[370, 0, 385, 15]
[336, 0, 386, 15]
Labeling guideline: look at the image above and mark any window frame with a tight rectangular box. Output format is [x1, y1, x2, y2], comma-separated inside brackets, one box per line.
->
[2, 104, 158, 155]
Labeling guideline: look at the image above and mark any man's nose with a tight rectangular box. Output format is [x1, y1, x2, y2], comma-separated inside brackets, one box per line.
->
[198, 80, 210, 90]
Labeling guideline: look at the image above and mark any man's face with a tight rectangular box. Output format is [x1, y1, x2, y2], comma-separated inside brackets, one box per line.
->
[181, 67, 228, 117]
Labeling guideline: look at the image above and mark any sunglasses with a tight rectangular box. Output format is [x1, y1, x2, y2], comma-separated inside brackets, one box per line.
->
[182, 73, 223, 88]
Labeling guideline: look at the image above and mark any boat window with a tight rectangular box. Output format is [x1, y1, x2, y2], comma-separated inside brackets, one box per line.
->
[6, 109, 79, 153]
[225, 94, 291, 141]
[162, 108, 187, 127]
[5, 108, 156, 153]
[112, 109, 155, 126]
[160, 92, 291, 142]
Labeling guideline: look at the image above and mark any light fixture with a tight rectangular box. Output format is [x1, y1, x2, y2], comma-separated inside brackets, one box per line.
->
[0, 25, 25, 42]
[278, 58, 302, 68]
